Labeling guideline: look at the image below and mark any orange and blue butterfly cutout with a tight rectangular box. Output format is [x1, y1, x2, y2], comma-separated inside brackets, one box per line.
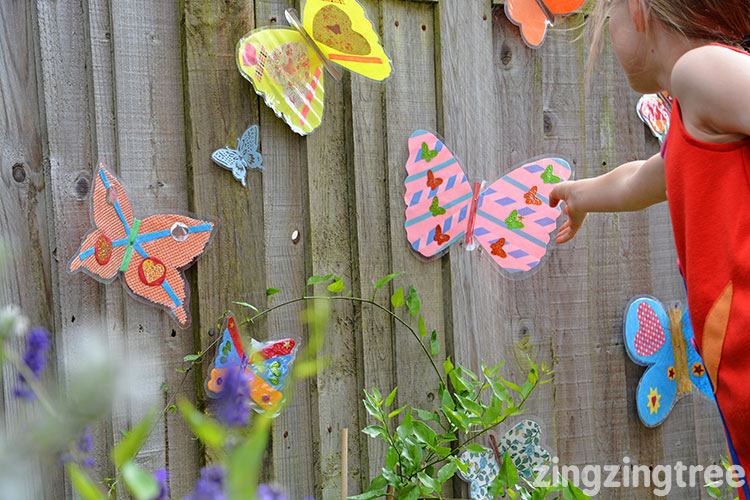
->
[236, 0, 392, 135]
[68, 165, 215, 328]
[403, 130, 573, 277]
[624, 296, 715, 428]
[205, 315, 297, 416]
[504, 0, 585, 49]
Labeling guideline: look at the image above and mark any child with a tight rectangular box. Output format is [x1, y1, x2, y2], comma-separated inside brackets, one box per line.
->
[548, 0, 750, 495]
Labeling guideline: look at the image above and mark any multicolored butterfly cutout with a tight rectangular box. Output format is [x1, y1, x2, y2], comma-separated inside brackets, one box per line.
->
[637, 92, 672, 145]
[624, 296, 715, 428]
[68, 166, 215, 328]
[403, 130, 573, 276]
[236, 0, 392, 135]
[211, 124, 264, 187]
[458, 420, 552, 499]
[205, 315, 298, 416]
[504, 0, 585, 49]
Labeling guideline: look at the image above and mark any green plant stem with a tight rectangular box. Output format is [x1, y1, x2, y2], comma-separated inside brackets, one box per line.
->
[4, 350, 57, 416]
[413, 379, 539, 478]
[240, 295, 446, 387]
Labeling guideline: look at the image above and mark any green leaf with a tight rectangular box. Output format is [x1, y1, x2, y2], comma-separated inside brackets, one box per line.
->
[362, 425, 386, 439]
[266, 287, 281, 296]
[564, 482, 591, 500]
[417, 471, 440, 492]
[391, 287, 405, 309]
[232, 301, 259, 312]
[374, 272, 402, 291]
[227, 414, 271, 499]
[412, 421, 437, 446]
[327, 278, 345, 294]
[385, 447, 399, 469]
[348, 488, 388, 500]
[406, 287, 420, 317]
[66, 463, 106, 500]
[112, 410, 156, 469]
[307, 273, 334, 285]
[498, 452, 519, 488]
[418, 316, 427, 337]
[430, 330, 439, 356]
[437, 461, 458, 484]
[182, 353, 201, 362]
[177, 397, 226, 450]
[384, 387, 398, 407]
[387, 407, 405, 420]
[122, 461, 159, 500]
[464, 443, 487, 453]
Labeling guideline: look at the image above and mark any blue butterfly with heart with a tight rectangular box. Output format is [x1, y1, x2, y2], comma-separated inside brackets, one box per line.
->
[623, 296, 715, 428]
[211, 124, 264, 187]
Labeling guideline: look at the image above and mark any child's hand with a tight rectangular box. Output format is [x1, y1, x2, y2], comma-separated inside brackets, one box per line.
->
[549, 181, 587, 244]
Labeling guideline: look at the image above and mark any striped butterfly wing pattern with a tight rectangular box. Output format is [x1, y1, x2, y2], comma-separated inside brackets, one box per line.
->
[474, 158, 572, 273]
[403, 130, 473, 258]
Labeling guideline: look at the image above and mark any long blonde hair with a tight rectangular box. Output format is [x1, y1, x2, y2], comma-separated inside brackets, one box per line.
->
[587, 0, 750, 79]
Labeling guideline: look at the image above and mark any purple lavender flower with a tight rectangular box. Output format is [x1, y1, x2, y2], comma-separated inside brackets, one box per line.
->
[77, 427, 94, 454]
[257, 484, 288, 500]
[13, 327, 50, 399]
[183, 465, 225, 500]
[153, 469, 169, 500]
[209, 367, 250, 427]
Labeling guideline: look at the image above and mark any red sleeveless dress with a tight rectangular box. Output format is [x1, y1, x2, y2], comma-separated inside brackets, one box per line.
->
[664, 44, 750, 495]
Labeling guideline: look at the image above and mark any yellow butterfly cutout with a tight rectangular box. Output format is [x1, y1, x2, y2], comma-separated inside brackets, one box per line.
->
[237, 0, 392, 136]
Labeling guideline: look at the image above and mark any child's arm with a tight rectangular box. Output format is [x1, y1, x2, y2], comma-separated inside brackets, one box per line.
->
[549, 153, 665, 244]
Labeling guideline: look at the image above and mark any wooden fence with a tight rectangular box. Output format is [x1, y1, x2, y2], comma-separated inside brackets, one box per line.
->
[0, 0, 726, 498]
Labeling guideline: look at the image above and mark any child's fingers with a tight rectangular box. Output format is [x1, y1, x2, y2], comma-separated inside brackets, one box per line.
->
[549, 182, 568, 208]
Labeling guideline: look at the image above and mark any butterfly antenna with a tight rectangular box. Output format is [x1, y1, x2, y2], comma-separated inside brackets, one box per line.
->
[534, 0, 555, 24]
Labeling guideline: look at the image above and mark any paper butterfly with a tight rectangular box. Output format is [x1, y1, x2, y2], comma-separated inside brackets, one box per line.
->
[403, 130, 573, 276]
[504, 0, 585, 49]
[236, 0, 392, 135]
[68, 166, 215, 328]
[458, 420, 552, 499]
[624, 296, 715, 428]
[636, 92, 672, 145]
[205, 314, 297, 416]
[211, 124, 264, 187]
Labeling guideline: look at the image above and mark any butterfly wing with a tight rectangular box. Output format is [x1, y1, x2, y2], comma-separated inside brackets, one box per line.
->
[206, 315, 247, 397]
[211, 148, 248, 187]
[637, 93, 671, 144]
[247, 337, 298, 415]
[457, 448, 499, 500]
[624, 297, 678, 427]
[237, 27, 325, 135]
[68, 166, 135, 282]
[497, 420, 551, 479]
[404, 130, 473, 259]
[682, 307, 715, 400]
[303, 0, 391, 81]
[504, 0, 584, 49]
[473, 157, 573, 275]
[122, 214, 214, 328]
[237, 124, 264, 171]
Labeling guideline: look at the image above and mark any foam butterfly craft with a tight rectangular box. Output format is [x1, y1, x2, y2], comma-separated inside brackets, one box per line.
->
[504, 0, 585, 49]
[624, 296, 715, 428]
[212, 124, 264, 187]
[205, 314, 297, 416]
[404, 130, 573, 277]
[636, 92, 672, 145]
[458, 420, 552, 499]
[68, 165, 215, 328]
[237, 0, 392, 136]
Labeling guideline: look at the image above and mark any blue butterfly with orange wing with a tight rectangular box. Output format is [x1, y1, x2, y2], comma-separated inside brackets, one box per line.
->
[205, 314, 297, 416]
[623, 296, 715, 427]
[211, 124, 263, 187]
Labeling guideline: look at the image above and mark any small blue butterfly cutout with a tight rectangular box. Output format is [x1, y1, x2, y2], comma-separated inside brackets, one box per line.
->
[212, 124, 263, 187]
